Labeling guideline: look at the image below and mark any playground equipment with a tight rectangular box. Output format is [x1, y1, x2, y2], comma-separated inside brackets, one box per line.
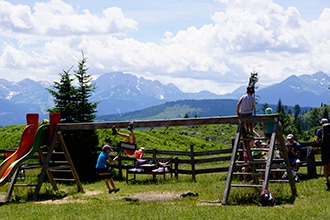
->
[1, 113, 295, 204]
[221, 118, 296, 205]
[55, 114, 296, 204]
[0, 113, 38, 186]
[0, 113, 82, 202]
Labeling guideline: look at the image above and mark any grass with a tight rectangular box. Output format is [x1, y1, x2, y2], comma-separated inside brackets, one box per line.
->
[1, 167, 330, 220]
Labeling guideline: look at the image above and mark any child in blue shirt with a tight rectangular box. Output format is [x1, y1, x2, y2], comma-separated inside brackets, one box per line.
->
[96, 145, 120, 193]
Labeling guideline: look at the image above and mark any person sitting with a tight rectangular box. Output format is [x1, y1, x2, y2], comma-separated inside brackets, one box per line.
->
[127, 147, 146, 159]
[112, 122, 136, 144]
[112, 122, 146, 158]
[282, 134, 300, 181]
[262, 107, 274, 139]
[95, 145, 120, 194]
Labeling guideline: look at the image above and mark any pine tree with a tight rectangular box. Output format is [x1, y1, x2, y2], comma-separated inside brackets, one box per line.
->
[47, 68, 78, 122]
[47, 53, 99, 181]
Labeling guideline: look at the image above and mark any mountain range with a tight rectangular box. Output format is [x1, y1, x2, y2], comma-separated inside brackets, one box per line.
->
[0, 71, 329, 126]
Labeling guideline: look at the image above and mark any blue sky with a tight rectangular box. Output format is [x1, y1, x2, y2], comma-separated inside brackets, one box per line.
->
[0, 0, 329, 94]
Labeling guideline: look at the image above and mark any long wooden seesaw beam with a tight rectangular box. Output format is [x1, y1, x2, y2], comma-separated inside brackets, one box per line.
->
[56, 114, 279, 131]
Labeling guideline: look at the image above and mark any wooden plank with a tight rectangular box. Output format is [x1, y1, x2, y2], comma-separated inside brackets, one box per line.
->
[56, 115, 279, 131]
[231, 184, 263, 188]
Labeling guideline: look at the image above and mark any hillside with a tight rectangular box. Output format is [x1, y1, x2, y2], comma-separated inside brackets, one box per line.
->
[96, 99, 313, 122]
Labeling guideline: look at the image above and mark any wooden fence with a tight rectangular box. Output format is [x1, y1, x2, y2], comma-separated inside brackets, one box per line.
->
[0, 141, 322, 182]
[112, 144, 233, 181]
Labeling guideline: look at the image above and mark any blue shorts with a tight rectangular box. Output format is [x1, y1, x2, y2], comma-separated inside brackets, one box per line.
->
[289, 157, 299, 168]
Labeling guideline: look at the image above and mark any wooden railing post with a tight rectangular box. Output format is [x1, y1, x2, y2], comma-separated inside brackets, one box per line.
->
[174, 157, 179, 179]
[117, 148, 123, 181]
[190, 144, 196, 182]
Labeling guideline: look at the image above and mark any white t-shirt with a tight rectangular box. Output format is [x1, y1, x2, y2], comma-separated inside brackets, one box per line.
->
[239, 94, 255, 114]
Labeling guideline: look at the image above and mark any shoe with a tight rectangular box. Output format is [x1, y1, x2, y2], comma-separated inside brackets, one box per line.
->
[114, 188, 120, 193]
[112, 126, 117, 135]
[282, 172, 288, 179]
[109, 189, 115, 194]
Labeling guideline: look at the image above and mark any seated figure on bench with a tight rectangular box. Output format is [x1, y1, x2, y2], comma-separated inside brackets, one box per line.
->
[282, 134, 300, 181]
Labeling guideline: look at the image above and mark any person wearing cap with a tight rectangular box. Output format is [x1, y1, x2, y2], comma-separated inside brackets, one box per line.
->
[315, 118, 330, 190]
[236, 85, 255, 137]
[262, 107, 274, 138]
[95, 145, 120, 194]
[283, 134, 301, 181]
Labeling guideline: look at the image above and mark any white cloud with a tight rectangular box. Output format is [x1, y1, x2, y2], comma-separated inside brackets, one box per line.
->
[0, 0, 329, 95]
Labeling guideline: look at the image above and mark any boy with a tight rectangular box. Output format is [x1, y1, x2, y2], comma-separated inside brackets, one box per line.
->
[95, 145, 120, 194]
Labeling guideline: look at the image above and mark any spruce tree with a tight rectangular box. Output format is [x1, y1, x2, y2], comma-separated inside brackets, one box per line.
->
[47, 68, 78, 122]
[47, 54, 99, 181]
[74, 54, 98, 122]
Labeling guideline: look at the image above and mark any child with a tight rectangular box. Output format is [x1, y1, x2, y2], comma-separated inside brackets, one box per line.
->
[112, 122, 138, 156]
[127, 147, 146, 159]
[236, 85, 255, 136]
[95, 145, 120, 194]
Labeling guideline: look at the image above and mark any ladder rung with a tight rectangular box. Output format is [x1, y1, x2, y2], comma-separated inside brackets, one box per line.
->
[42, 151, 65, 155]
[53, 178, 75, 182]
[48, 165, 71, 170]
[233, 172, 262, 175]
[268, 179, 290, 183]
[21, 164, 43, 169]
[236, 160, 266, 164]
[50, 161, 69, 164]
[14, 184, 37, 187]
[256, 169, 287, 172]
[250, 148, 270, 151]
[231, 184, 263, 188]
[48, 169, 72, 173]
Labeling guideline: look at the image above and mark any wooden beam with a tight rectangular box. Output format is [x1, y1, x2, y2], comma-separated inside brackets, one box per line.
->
[56, 114, 279, 131]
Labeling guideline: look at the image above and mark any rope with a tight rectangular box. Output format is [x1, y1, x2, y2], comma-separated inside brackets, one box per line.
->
[143, 126, 169, 149]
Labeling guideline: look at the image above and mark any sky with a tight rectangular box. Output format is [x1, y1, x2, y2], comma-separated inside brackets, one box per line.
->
[0, 0, 329, 95]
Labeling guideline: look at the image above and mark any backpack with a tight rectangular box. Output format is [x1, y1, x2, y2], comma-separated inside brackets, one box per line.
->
[322, 123, 330, 146]
[259, 189, 275, 206]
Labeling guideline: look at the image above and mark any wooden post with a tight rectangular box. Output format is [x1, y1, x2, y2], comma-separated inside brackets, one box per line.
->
[190, 144, 196, 182]
[152, 148, 157, 181]
[174, 157, 179, 179]
[222, 123, 242, 205]
[117, 149, 123, 181]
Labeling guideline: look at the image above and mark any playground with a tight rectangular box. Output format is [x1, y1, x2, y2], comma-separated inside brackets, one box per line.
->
[1, 113, 330, 219]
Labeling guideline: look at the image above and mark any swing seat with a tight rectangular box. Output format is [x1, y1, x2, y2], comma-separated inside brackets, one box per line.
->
[119, 141, 137, 155]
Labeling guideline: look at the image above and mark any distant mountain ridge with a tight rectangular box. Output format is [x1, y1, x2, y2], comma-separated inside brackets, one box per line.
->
[0, 71, 329, 126]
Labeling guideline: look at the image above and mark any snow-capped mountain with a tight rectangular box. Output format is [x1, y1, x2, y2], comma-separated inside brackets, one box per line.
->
[0, 71, 329, 126]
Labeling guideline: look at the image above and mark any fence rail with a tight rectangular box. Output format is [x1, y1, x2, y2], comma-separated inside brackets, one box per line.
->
[0, 141, 322, 182]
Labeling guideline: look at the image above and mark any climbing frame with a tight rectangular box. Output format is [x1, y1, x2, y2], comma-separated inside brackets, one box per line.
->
[222, 117, 297, 205]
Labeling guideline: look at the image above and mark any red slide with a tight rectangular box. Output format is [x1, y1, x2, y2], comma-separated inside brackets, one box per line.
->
[0, 114, 38, 186]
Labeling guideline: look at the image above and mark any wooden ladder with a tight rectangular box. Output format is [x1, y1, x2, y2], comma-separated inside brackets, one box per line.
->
[222, 119, 297, 205]
[5, 131, 83, 201]
[32, 131, 83, 200]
